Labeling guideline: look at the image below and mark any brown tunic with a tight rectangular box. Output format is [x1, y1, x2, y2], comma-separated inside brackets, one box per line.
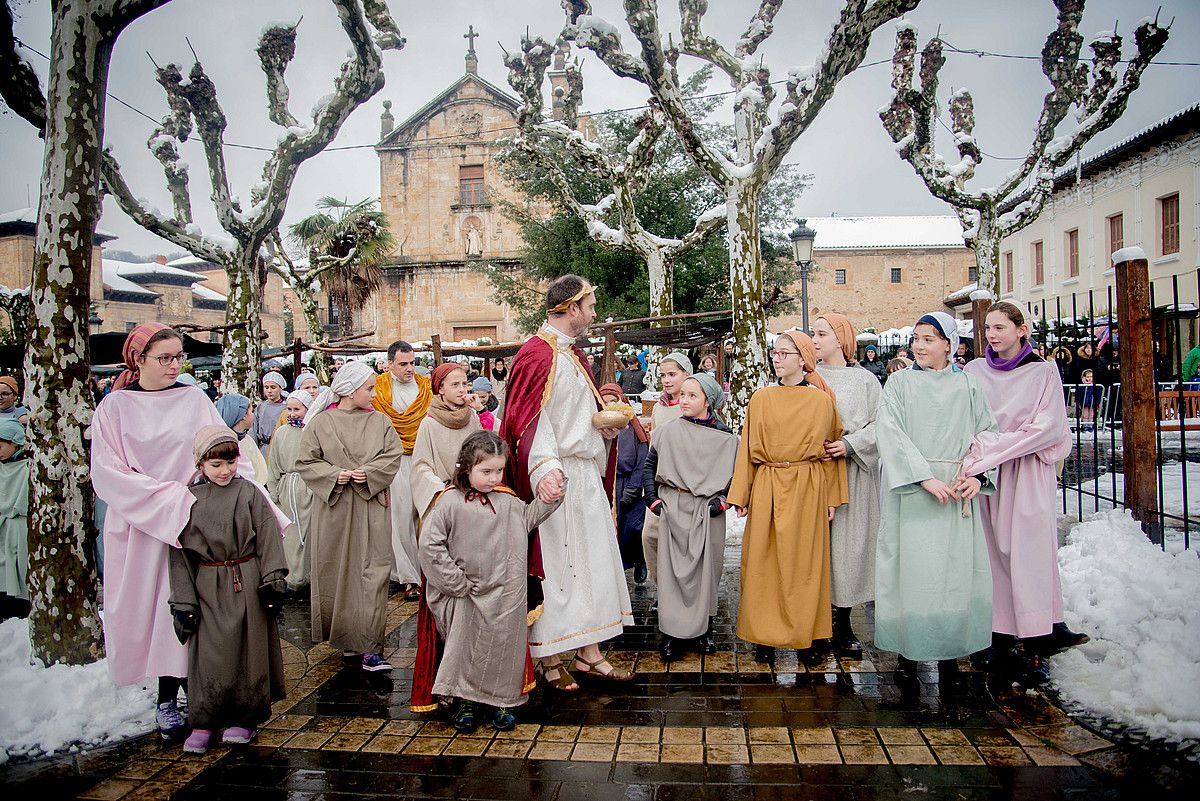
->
[410, 414, 482, 516]
[168, 478, 287, 731]
[419, 488, 561, 707]
[295, 409, 404, 653]
[728, 385, 849, 649]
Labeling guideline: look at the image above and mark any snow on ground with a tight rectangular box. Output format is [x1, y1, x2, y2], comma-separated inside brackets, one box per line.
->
[1059, 461, 1198, 553]
[0, 618, 155, 765]
[1051, 510, 1200, 744]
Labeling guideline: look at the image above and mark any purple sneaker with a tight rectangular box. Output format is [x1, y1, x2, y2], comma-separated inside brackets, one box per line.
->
[362, 653, 392, 672]
[183, 728, 213, 754]
[222, 726, 255, 744]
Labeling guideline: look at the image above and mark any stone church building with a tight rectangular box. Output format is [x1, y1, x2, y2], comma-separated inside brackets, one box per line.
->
[360, 33, 574, 344]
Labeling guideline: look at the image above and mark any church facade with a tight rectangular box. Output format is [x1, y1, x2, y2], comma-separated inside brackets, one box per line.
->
[367, 35, 565, 344]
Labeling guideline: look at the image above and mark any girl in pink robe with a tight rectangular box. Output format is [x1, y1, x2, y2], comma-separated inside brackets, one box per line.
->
[961, 303, 1084, 683]
[91, 324, 286, 739]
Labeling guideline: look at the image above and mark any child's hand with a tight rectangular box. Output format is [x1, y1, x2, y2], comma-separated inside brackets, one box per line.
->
[951, 475, 982, 502]
[828, 506, 836, 521]
[647, 499, 663, 516]
[733, 504, 748, 518]
[823, 440, 848, 459]
[336, 470, 354, 485]
[920, 478, 958, 504]
[465, 394, 484, 411]
[350, 469, 368, 483]
[172, 610, 198, 644]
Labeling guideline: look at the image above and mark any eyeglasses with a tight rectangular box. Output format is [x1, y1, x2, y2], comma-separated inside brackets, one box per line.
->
[771, 350, 800, 359]
[147, 352, 187, 366]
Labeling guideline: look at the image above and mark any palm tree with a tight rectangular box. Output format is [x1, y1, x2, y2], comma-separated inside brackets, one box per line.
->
[289, 197, 395, 337]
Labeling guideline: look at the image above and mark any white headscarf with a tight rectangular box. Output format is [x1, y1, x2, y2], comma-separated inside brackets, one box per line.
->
[915, 311, 960, 362]
[303, 360, 376, 426]
[262, 371, 288, 391]
[287, 389, 313, 408]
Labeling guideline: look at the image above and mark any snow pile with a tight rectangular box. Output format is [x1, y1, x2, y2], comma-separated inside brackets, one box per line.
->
[1051, 511, 1200, 743]
[0, 619, 155, 764]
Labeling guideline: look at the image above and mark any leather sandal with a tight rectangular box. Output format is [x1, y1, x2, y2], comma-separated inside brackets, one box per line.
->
[536, 661, 579, 692]
[571, 654, 635, 682]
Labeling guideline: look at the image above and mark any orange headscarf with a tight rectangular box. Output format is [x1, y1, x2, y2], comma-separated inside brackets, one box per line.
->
[431, 362, 465, 394]
[112, 322, 173, 391]
[817, 312, 857, 363]
[599, 382, 648, 443]
[779, 331, 835, 401]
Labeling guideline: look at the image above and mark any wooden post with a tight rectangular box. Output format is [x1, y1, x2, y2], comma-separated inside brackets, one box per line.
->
[292, 337, 303, 382]
[484, 357, 492, 380]
[602, 328, 617, 385]
[971, 297, 991, 356]
[716, 338, 726, 385]
[431, 334, 443, 365]
[1113, 248, 1160, 542]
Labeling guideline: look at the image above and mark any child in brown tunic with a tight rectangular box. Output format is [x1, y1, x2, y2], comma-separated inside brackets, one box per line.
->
[418, 431, 562, 732]
[169, 425, 288, 754]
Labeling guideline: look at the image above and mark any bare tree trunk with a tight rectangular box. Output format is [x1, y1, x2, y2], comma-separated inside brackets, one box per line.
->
[726, 187, 766, 429]
[222, 253, 261, 397]
[295, 285, 330, 381]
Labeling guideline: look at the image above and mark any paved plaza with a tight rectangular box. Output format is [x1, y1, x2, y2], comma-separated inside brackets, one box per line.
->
[2, 530, 1194, 800]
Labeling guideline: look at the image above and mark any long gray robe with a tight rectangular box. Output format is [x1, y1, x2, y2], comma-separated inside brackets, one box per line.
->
[653, 418, 739, 639]
[296, 409, 404, 653]
[168, 478, 287, 730]
[410, 414, 482, 517]
[266, 424, 315, 590]
[419, 488, 561, 707]
[816, 364, 882, 607]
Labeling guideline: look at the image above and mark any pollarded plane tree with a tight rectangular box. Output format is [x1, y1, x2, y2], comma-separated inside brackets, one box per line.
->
[504, 35, 726, 330]
[879, 0, 1168, 344]
[562, 0, 920, 428]
[99, 0, 405, 396]
[0, 0, 175, 665]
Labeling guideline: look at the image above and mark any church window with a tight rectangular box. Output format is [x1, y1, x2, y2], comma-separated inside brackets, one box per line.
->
[459, 165, 485, 205]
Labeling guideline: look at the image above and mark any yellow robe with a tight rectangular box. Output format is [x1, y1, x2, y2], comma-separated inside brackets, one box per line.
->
[728, 385, 848, 649]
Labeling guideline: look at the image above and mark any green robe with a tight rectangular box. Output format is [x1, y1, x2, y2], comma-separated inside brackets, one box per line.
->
[874, 366, 997, 661]
[0, 454, 29, 600]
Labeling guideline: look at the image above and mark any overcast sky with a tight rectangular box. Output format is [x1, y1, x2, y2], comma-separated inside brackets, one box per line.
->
[2, 0, 1198, 257]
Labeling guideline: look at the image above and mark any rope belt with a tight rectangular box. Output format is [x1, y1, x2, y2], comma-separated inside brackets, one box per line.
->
[199, 553, 254, 592]
[926, 458, 972, 518]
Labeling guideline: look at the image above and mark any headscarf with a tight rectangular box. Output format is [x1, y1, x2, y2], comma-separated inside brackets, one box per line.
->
[112, 322, 172, 391]
[303, 360, 376, 426]
[262, 371, 287, 391]
[431, 362, 466, 395]
[215, 393, 251, 438]
[287, 389, 314, 408]
[661, 351, 693, 375]
[414, 366, 431, 377]
[915, 311, 961, 363]
[176, 373, 199, 387]
[817, 312, 857, 363]
[471, 376, 493, 393]
[780, 330, 835, 400]
[686, 372, 725, 420]
[0, 375, 19, 402]
[192, 424, 237, 465]
[285, 390, 312, 428]
[599, 382, 647, 443]
[0, 418, 26, 448]
[294, 371, 319, 390]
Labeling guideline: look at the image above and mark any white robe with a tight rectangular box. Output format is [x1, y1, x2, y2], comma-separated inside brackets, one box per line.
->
[388, 376, 422, 584]
[526, 322, 633, 657]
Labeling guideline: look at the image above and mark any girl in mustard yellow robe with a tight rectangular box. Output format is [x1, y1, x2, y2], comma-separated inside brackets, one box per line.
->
[729, 332, 848, 662]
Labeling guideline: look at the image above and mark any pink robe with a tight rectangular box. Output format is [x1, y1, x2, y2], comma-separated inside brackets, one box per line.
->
[91, 386, 288, 685]
[962, 358, 1072, 638]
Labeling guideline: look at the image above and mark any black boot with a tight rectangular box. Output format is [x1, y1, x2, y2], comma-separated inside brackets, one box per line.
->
[699, 621, 717, 655]
[754, 644, 775, 664]
[1005, 650, 1051, 688]
[831, 606, 863, 659]
[971, 633, 1015, 671]
[660, 636, 679, 663]
[1026, 622, 1089, 656]
[894, 655, 920, 685]
[634, 562, 648, 585]
[937, 659, 962, 687]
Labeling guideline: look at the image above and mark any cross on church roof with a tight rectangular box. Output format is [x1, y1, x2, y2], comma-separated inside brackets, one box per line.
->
[464, 25, 478, 56]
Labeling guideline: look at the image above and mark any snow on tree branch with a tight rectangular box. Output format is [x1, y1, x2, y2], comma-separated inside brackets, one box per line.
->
[0, 1, 48, 132]
[879, 0, 1169, 293]
[258, 22, 300, 128]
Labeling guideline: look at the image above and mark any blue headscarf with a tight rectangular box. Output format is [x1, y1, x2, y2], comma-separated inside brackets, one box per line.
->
[215, 393, 251, 436]
[0, 418, 25, 451]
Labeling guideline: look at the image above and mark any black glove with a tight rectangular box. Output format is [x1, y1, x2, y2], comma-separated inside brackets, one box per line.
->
[173, 609, 199, 644]
[647, 499, 663, 516]
[708, 497, 728, 517]
[620, 485, 641, 507]
[258, 582, 286, 619]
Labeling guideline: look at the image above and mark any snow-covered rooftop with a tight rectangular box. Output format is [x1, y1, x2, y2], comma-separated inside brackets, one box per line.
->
[166, 254, 215, 269]
[105, 258, 206, 282]
[101, 261, 158, 297]
[190, 282, 226, 301]
[806, 216, 966, 250]
[0, 206, 118, 240]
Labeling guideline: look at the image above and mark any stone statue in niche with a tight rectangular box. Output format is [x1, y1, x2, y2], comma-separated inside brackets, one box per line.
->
[465, 224, 483, 257]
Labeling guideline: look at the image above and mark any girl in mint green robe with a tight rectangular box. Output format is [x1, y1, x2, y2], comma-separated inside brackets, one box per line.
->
[874, 317, 998, 662]
[0, 419, 30, 607]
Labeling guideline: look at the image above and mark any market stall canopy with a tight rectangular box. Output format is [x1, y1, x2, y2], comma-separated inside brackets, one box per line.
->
[0, 331, 226, 371]
[613, 317, 732, 348]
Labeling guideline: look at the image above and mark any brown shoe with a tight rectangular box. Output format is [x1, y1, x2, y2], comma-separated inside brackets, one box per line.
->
[403, 584, 421, 602]
[571, 654, 635, 682]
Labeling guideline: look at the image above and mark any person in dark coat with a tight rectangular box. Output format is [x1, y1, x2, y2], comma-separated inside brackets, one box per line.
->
[861, 345, 887, 384]
[618, 356, 647, 397]
[600, 384, 649, 584]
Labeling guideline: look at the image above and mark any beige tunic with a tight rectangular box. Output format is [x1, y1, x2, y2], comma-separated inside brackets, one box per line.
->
[409, 414, 482, 517]
[388, 376, 422, 584]
[642, 397, 685, 585]
[296, 409, 404, 653]
[653, 418, 739, 639]
[266, 424, 315, 590]
[419, 488, 561, 707]
[816, 364, 882, 607]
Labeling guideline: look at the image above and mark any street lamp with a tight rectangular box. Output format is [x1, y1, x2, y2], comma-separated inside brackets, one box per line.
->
[88, 302, 103, 334]
[788, 218, 816, 332]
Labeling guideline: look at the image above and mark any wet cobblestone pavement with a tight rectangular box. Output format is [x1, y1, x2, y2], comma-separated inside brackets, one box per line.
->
[3, 527, 1196, 799]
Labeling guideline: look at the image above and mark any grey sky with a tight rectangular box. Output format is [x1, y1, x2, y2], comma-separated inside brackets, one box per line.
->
[2, 0, 1198, 257]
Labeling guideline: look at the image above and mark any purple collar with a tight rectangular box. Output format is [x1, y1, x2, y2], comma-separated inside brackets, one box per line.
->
[986, 342, 1033, 371]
